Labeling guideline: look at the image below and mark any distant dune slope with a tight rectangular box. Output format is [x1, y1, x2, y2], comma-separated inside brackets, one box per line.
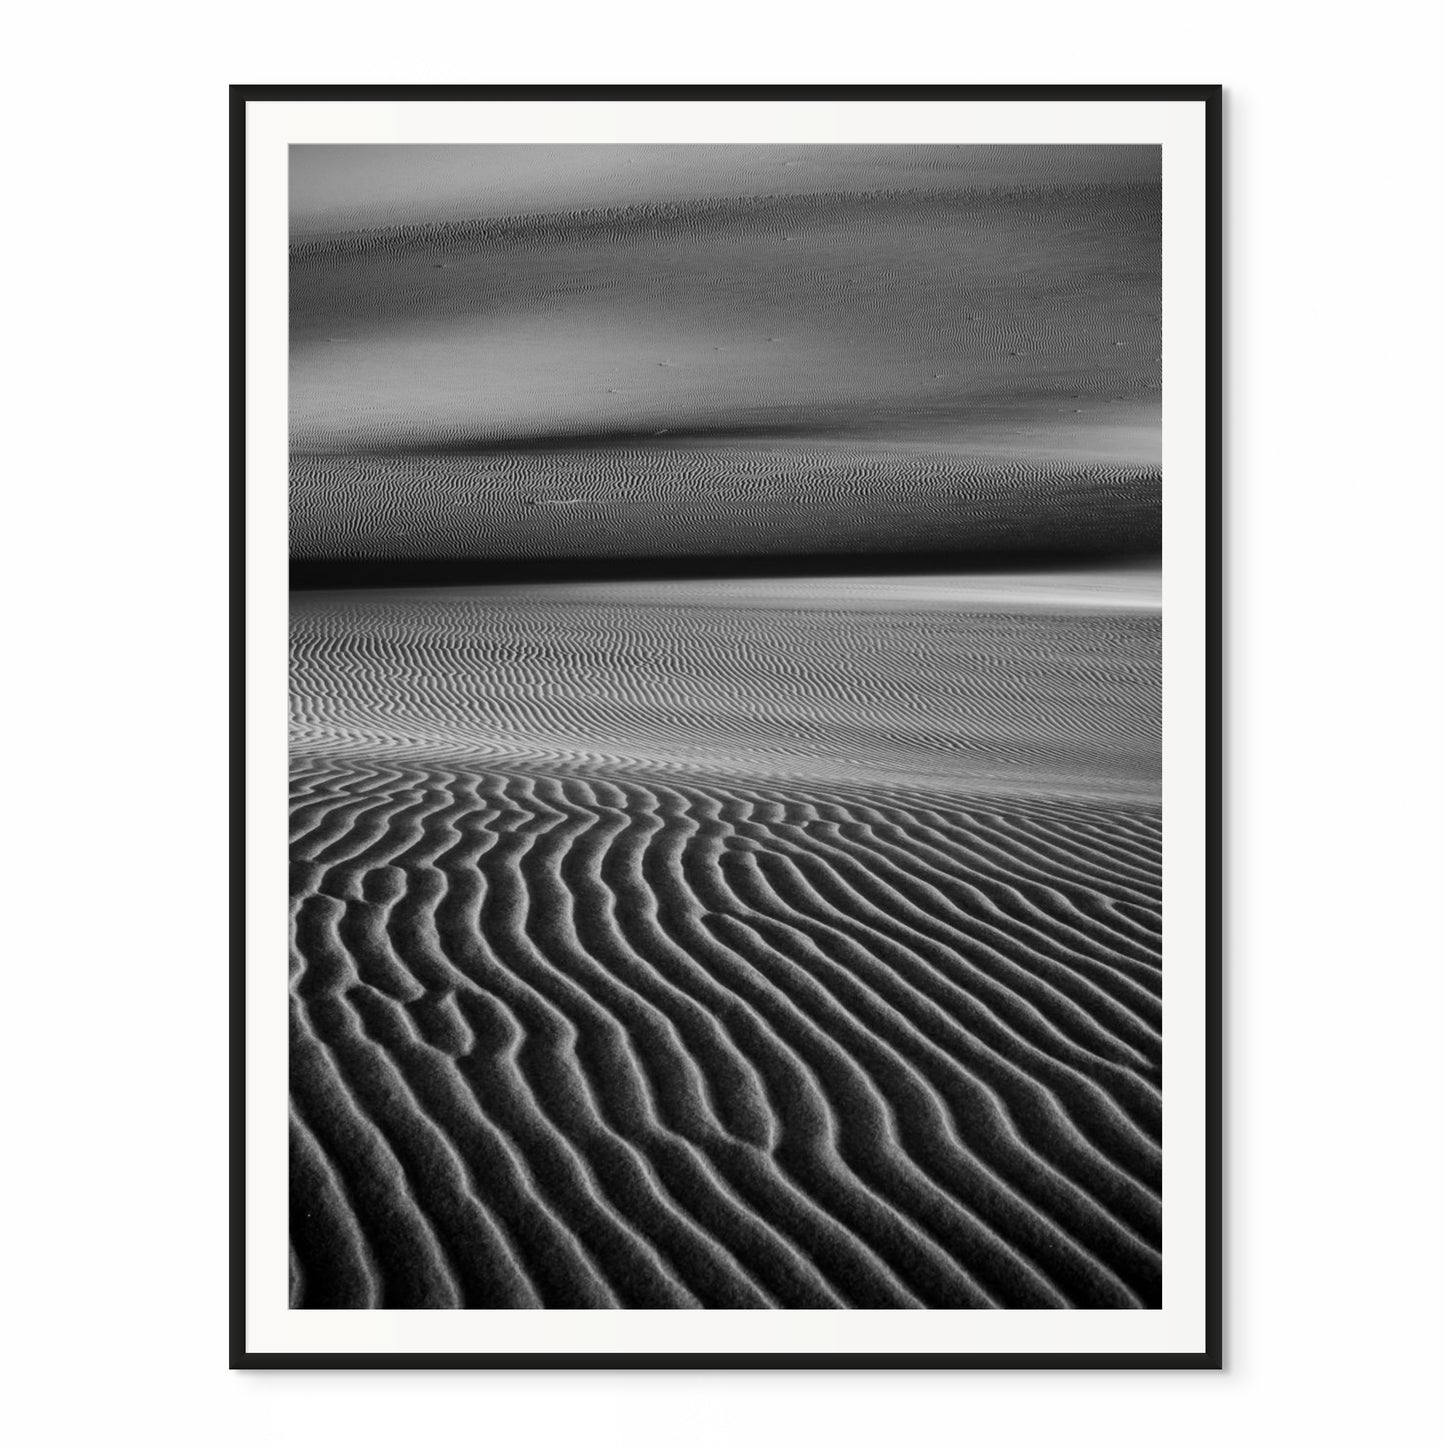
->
[289, 578, 1162, 1308]
[290, 146, 1160, 564]
[291, 580, 1159, 798]
[291, 447, 1159, 564]
[290, 143, 1164, 238]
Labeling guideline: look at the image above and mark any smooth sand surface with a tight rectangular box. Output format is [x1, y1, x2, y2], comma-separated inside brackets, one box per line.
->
[350, 565, 1162, 617]
[289, 577, 1161, 1308]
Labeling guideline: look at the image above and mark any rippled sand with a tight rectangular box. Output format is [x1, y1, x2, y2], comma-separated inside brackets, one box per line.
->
[289, 574, 1162, 1308]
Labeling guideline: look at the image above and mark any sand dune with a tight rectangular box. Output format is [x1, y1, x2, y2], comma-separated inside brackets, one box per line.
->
[290, 145, 1160, 566]
[289, 577, 1161, 1309]
[291, 580, 1158, 797]
[291, 447, 1159, 564]
[290, 143, 1164, 240]
[287, 147, 1164, 1311]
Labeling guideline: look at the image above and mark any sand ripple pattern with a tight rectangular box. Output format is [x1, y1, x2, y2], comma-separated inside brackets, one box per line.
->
[292, 449, 1159, 563]
[290, 585, 1161, 1308]
[292, 590, 1157, 798]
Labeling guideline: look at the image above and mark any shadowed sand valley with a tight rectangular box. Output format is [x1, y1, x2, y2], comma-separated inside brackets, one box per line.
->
[289, 573, 1162, 1308]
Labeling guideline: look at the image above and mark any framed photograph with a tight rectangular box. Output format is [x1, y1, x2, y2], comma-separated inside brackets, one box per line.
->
[233, 84, 1221, 1368]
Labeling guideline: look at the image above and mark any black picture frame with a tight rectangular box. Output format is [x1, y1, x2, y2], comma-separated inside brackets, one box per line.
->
[232, 83, 1222, 1369]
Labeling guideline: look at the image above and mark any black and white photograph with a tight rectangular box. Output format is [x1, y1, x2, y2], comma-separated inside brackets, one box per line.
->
[238, 89, 1220, 1364]
[19, 14, 1445, 1437]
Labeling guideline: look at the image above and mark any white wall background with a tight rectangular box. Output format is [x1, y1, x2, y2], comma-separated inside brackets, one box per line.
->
[5, 4, 1439, 1440]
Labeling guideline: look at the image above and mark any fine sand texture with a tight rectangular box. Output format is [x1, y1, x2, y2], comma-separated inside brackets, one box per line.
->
[290, 145, 1160, 569]
[289, 574, 1162, 1308]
